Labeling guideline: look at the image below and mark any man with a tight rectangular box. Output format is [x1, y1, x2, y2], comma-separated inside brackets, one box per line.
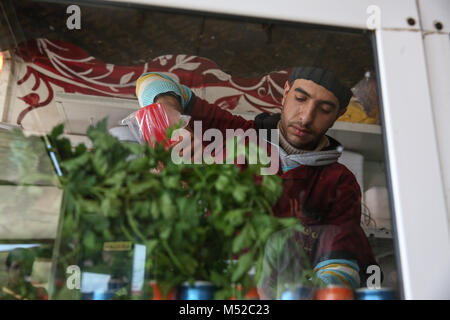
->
[135, 67, 378, 292]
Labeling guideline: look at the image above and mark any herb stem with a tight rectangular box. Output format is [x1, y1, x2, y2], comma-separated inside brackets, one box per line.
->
[161, 240, 186, 276]
[120, 223, 135, 242]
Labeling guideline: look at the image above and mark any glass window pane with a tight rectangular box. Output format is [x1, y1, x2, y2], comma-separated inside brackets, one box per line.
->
[0, 0, 399, 300]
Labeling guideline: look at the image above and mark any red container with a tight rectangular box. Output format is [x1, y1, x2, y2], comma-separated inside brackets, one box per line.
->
[314, 285, 354, 300]
[230, 285, 260, 300]
[149, 281, 177, 300]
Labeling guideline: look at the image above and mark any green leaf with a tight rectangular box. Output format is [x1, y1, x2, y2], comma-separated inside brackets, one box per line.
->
[232, 185, 248, 203]
[262, 175, 282, 203]
[133, 201, 152, 219]
[80, 199, 101, 213]
[61, 153, 90, 172]
[128, 156, 148, 172]
[224, 209, 247, 227]
[163, 175, 179, 189]
[128, 179, 159, 195]
[103, 171, 126, 187]
[215, 175, 229, 192]
[62, 213, 77, 234]
[160, 192, 176, 219]
[232, 251, 254, 283]
[82, 230, 97, 251]
[160, 226, 172, 240]
[232, 225, 251, 254]
[277, 217, 303, 230]
[210, 270, 228, 287]
[124, 142, 144, 155]
[86, 118, 108, 144]
[213, 197, 223, 213]
[145, 239, 158, 254]
[92, 151, 108, 176]
[150, 201, 160, 219]
[176, 254, 198, 275]
[252, 214, 272, 230]
[74, 143, 87, 157]
[82, 214, 110, 233]
[50, 134, 74, 161]
[214, 288, 233, 300]
[50, 123, 64, 138]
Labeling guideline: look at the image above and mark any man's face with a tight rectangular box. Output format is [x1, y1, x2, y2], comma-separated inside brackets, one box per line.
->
[280, 79, 346, 150]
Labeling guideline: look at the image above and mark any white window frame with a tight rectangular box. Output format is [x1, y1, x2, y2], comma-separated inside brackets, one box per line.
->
[103, 0, 450, 299]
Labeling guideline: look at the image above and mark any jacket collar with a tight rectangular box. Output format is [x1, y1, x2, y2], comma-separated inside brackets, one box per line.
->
[255, 112, 344, 171]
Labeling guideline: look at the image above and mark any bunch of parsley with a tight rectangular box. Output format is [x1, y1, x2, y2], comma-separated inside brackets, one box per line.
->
[47, 119, 302, 300]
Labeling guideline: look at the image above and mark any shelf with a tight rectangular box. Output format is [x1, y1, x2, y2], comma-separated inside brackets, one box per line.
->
[331, 121, 382, 135]
[55, 92, 139, 135]
[327, 121, 385, 162]
[362, 226, 393, 239]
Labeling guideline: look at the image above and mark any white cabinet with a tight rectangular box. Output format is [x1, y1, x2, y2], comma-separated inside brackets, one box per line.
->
[54, 92, 139, 148]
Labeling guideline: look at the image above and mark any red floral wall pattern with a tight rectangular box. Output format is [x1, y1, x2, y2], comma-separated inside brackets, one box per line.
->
[15, 39, 287, 126]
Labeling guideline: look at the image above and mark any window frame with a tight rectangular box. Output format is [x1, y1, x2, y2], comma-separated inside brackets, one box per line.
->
[45, 0, 450, 299]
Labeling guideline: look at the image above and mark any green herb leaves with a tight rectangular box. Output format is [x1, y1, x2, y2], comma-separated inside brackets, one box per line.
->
[49, 118, 301, 300]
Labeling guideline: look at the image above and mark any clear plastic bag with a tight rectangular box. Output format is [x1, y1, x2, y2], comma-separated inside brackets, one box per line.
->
[121, 103, 190, 148]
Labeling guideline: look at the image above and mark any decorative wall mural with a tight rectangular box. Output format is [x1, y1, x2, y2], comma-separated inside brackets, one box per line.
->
[15, 39, 287, 126]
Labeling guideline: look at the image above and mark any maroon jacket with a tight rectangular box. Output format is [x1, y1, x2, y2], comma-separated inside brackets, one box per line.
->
[184, 94, 378, 284]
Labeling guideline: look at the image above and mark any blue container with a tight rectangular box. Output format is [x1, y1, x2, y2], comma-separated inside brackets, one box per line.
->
[177, 281, 217, 300]
[81, 281, 127, 300]
[92, 290, 115, 300]
[280, 285, 315, 300]
[355, 288, 396, 300]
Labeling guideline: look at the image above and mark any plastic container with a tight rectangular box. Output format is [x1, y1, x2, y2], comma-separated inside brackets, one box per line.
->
[280, 285, 315, 300]
[355, 287, 396, 300]
[314, 285, 354, 300]
[177, 281, 217, 300]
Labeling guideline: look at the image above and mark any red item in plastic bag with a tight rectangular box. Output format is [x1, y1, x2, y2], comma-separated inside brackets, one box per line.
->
[135, 103, 171, 147]
[314, 286, 354, 300]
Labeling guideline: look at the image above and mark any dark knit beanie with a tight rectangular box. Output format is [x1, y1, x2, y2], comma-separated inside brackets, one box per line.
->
[289, 66, 352, 109]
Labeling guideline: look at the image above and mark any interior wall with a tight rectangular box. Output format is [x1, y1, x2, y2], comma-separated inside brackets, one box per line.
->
[1, 57, 65, 133]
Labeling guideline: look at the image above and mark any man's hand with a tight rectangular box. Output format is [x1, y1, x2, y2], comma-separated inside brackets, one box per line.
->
[154, 93, 204, 163]
[154, 93, 183, 117]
